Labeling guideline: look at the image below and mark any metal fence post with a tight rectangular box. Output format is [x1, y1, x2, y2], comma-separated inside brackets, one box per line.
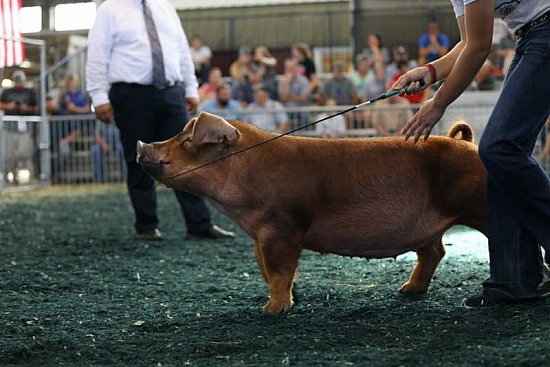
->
[39, 39, 51, 182]
[0, 114, 4, 190]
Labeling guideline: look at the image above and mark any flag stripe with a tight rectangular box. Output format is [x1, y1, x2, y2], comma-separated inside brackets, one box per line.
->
[0, 0, 24, 68]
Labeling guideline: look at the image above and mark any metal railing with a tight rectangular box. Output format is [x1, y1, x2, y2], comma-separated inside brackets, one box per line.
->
[2, 101, 549, 190]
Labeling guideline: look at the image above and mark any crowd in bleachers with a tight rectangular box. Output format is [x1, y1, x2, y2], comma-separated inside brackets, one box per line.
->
[0, 20, 535, 184]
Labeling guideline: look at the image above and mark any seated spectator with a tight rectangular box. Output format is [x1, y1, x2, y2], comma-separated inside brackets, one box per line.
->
[190, 35, 212, 85]
[58, 74, 91, 114]
[361, 33, 390, 67]
[90, 123, 127, 183]
[291, 42, 319, 95]
[349, 54, 374, 102]
[278, 58, 310, 107]
[539, 116, 550, 164]
[254, 46, 278, 99]
[0, 70, 38, 115]
[244, 83, 288, 133]
[496, 31, 516, 77]
[418, 22, 450, 65]
[279, 58, 311, 126]
[315, 99, 347, 138]
[231, 64, 263, 108]
[321, 61, 356, 106]
[199, 83, 242, 120]
[470, 58, 496, 90]
[230, 46, 253, 83]
[386, 46, 418, 87]
[360, 64, 386, 102]
[372, 96, 413, 137]
[389, 60, 430, 108]
[199, 67, 224, 102]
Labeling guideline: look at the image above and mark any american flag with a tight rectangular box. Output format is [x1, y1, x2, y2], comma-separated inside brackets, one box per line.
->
[0, 0, 25, 68]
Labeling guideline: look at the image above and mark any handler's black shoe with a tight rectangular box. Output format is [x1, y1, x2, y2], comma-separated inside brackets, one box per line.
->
[462, 290, 547, 309]
[137, 228, 163, 241]
[185, 225, 235, 240]
[462, 294, 497, 309]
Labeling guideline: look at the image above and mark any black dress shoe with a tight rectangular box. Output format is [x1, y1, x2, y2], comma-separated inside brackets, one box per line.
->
[137, 228, 163, 241]
[185, 225, 235, 240]
[462, 290, 546, 309]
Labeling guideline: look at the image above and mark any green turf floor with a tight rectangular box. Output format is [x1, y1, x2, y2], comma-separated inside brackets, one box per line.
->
[1, 185, 549, 366]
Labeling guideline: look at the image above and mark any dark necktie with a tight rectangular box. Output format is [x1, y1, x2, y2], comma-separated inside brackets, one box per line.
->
[142, 0, 166, 88]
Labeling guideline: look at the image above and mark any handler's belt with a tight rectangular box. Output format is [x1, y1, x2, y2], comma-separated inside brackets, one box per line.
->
[111, 81, 180, 90]
[515, 11, 550, 39]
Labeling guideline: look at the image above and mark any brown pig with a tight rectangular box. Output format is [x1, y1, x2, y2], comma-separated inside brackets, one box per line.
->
[137, 111, 487, 314]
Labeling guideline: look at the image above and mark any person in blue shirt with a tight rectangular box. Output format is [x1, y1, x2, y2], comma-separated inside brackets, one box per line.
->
[418, 22, 450, 64]
[58, 74, 91, 114]
[199, 83, 242, 120]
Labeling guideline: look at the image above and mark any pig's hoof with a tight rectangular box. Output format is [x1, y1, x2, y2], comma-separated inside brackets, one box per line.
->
[263, 300, 293, 315]
[399, 281, 428, 295]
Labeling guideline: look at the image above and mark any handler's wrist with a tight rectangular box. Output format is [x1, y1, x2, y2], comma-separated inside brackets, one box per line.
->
[425, 63, 437, 84]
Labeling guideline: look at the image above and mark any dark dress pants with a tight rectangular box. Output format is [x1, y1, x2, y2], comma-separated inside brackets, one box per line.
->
[109, 83, 211, 234]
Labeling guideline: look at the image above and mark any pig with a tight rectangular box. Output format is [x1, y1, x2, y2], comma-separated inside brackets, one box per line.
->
[137, 111, 487, 314]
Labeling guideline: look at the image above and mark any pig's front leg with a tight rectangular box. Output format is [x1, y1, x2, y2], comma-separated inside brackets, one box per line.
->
[255, 231, 302, 315]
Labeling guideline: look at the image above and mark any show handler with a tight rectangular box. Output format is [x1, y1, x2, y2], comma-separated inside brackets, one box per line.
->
[391, 0, 550, 307]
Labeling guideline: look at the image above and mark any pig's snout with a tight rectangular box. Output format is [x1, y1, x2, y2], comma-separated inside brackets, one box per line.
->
[136, 140, 164, 177]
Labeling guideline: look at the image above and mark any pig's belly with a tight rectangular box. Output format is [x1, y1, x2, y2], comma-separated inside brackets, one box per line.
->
[302, 210, 455, 258]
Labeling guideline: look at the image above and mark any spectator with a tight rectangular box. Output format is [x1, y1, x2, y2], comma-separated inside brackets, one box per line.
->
[0, 70, 38, 115]
[90, 123, 127, 183]
[200, 83, 242, 120]
[244, 83, 288, 133]
[360, 63, 386, 102]
[58, 74, 91, 114]
[253, 46, 278, 99]
[189, 35, 212, 85]
[198, 67, 224, 102]
[278, 58, 310, 107]
[385, 46, 418, 86]
[315, 99, 347, 138]
[389, 60, 430, 108]
[540, 116, 550, 164]
[349, 54, 374, 101]
[418, 22, 450, 65]
[496, 31, 516, 77]
[469, 58, 496, 91]
[321, 61, 356, 106]
[371, 96, 413, 137]
[231, 64, 263, 108]
[279, 58, 311, 126]
[291, 42, 319, 95]
[361, 33, 390, 66]
[230, 46, 253, 83]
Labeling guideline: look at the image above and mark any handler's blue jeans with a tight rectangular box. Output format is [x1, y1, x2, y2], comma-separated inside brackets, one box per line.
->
[478, 22, 550, 300]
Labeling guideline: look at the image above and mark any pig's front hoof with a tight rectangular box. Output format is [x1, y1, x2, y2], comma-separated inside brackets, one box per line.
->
[399, 281, 429, 295]
[263, 300, 293, 315]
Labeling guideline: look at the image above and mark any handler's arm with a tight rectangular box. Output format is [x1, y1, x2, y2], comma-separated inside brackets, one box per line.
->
[396, 0, 494, 142]
[430, 0, 493, 110]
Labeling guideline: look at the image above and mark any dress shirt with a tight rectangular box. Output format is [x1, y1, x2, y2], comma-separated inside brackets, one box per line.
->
[86, 0, 198, 107]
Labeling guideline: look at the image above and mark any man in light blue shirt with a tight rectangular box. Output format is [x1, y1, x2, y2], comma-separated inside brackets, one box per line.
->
[244, 84, 288, 133]
[199, 83, 242, 120]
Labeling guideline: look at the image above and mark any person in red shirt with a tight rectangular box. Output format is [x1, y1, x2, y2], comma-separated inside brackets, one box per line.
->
[389, 60, 430, 109]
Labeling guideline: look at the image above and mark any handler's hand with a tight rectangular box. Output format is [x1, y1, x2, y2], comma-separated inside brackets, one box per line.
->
[401, 98, 445, 143]
[186, 97, 198, 115]
[94, 103, 114, 124]
[390, 65, 433, 96]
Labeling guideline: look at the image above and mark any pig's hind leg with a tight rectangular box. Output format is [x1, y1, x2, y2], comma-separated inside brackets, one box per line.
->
[255, 231, 302, 315]
[399, 236, 446, 294]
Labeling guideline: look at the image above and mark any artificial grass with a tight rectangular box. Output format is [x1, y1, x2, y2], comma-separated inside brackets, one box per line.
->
[1, 185, 549, 366]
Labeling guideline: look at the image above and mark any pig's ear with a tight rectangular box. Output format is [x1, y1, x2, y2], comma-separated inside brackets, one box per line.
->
[191, 112, 241, 146]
